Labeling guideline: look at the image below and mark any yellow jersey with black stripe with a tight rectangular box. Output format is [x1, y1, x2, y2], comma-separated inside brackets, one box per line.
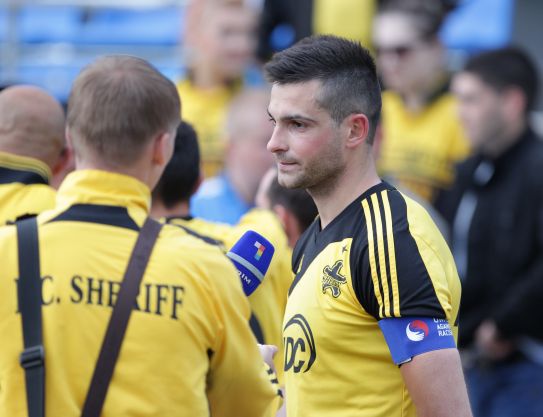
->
[165, 209, 293, 383]
[0, 170, 277, 417]
[377, 91, 470, 203]
[283, 181, 461, 417]
[0, 151, 56, 225]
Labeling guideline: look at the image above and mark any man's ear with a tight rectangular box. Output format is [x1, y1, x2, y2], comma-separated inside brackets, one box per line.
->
[502, 87, 526, 122]
[52, 146, 73, 176]
[152, 131, 174, 167]
[345, 113, 370, 148]
[50, 145, 75, 189]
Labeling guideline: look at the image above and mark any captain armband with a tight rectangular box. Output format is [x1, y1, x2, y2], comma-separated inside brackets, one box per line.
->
[378, 317, 456, 365]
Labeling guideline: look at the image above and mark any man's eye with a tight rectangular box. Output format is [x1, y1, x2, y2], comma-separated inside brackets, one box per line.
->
[291, 121, 304, 129]
[268, 117, 276, 126]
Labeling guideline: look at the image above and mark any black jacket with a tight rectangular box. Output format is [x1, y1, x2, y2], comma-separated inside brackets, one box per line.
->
[437, 128, 543, 347]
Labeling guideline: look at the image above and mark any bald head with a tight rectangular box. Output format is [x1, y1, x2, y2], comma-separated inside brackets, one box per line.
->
[0, 85, 65, 170]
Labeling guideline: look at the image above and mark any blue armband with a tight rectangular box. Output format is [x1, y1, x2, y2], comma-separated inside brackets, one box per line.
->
[378, 317, 456, 365]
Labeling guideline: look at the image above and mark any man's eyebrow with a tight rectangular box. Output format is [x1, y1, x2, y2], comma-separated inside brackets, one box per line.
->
[267, 108, 316, 123]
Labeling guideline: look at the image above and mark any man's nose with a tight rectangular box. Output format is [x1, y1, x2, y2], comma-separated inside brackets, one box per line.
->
[267, 126, 288, 154]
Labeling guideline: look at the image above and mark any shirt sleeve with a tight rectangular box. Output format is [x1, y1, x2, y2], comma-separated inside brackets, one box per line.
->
[203, 251, 278, 417]
[353, 189, 449, 321]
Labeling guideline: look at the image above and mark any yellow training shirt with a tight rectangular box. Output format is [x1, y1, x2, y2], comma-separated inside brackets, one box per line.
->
[176, 78, 241, 178]
[166, 208, 293, 383]
[283, 182, 461, 417]
[0, 151, 56, 225]
[377, 90, 470, 203]
[0, 169, 277, 417]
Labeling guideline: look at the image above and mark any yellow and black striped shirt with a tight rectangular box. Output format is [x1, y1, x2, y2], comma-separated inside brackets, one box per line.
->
[283, 181, 461, 417]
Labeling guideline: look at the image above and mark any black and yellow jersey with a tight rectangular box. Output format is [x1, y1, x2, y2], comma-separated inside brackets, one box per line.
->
[283, 181, 461, 417]
[0, 169, 277, 417]
[0, 151, 56, 225]
[165, 209, 293, 383]
[377, 90, 470, 203]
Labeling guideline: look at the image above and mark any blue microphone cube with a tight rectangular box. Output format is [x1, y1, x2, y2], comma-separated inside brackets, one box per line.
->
[226, 230, 275, 296]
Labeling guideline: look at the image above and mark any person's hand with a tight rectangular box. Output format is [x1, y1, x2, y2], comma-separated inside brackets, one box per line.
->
[258, 344, 278, 371]
[475, 320, 514, 360]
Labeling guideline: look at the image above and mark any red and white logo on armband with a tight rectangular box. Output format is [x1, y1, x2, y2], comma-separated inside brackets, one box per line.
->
[405, 320, 430, 342]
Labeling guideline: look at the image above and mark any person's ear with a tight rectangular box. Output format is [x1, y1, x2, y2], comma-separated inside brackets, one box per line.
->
[152, 131, 174, 167]
[345, 113, 370, 148]
[50, 145, 75, 189]
[502, 87, 526, 122]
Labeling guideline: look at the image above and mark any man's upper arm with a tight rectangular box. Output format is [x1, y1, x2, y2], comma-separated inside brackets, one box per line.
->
[202, 248, 277, 417]
[354, 191, 460, 363]
[400, 349, 472, 417]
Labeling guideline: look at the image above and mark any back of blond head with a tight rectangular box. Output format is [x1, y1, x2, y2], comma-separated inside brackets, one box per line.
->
[67, 55, 180, 167]
[0, 85, 65, 169]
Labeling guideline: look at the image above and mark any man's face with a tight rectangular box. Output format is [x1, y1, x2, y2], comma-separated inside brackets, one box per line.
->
[373, 13, 441, 94]
[200, 6, 257, 81]
[452, 72, 506, 152]
[267, 80, 346, 191]
[229, 100, 275, 199]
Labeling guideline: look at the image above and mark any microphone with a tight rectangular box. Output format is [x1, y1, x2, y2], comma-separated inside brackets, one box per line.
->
[226, 230, 275, 296]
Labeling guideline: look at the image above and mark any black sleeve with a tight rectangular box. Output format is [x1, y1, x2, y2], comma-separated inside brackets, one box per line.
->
[352, 190, 447, 320]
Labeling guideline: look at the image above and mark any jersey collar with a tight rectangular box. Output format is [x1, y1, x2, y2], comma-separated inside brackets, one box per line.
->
[56, 169, 151, 214]
[0, 151, 51, 185]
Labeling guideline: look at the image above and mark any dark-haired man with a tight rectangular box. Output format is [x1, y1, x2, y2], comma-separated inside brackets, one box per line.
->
[0, 56, 277, 417]
[265, 34, 472, 417]
[440, 47, 543, 417]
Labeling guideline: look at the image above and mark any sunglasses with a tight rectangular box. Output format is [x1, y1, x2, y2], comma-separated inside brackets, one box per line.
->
[375, 41, 426, 58]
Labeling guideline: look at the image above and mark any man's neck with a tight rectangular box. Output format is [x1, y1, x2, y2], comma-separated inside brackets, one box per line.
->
[150, 200, 190, 220]
[189, 61, 230, 90]
[310, 151, 381, 229]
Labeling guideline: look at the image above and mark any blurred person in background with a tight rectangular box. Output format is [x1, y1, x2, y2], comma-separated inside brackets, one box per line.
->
[151, 121, 316, 386]
[257, 0, 376, 62]
[0, 56, 278, 417]
[373, 0, 470, 205]
[439, 47, 543, 417]
[0, 85, 69, 225]
[190, 87, 274, 224]
[178, 0, 260, 178]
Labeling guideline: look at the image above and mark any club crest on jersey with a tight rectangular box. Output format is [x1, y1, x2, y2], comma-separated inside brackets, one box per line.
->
[322, 260, 347, 298]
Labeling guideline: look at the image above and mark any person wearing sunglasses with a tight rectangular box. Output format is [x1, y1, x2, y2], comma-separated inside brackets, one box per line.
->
[373, 0, 470, 205]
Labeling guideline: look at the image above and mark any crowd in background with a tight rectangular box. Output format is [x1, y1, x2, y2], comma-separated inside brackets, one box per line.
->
[0, 0, 542, 416]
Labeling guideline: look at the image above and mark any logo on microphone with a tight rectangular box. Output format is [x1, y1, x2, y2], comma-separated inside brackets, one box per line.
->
[254, 241, 266, 260]
[406, 320, 430, 342]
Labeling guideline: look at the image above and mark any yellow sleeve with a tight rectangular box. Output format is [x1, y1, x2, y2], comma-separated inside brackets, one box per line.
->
[204, 251, 278, 417]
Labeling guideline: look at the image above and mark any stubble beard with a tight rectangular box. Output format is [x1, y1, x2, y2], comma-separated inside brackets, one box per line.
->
[277, 143, 345, 197]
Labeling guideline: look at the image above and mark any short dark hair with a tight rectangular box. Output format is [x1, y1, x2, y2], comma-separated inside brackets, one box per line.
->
[267, 173, 317, 232]
[153, 121, 200, 208]
[378, 0, 453, 39]
[67, 55, 180, 166]
[264, 34, 382, 144]
[463, 47, 539, 114]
